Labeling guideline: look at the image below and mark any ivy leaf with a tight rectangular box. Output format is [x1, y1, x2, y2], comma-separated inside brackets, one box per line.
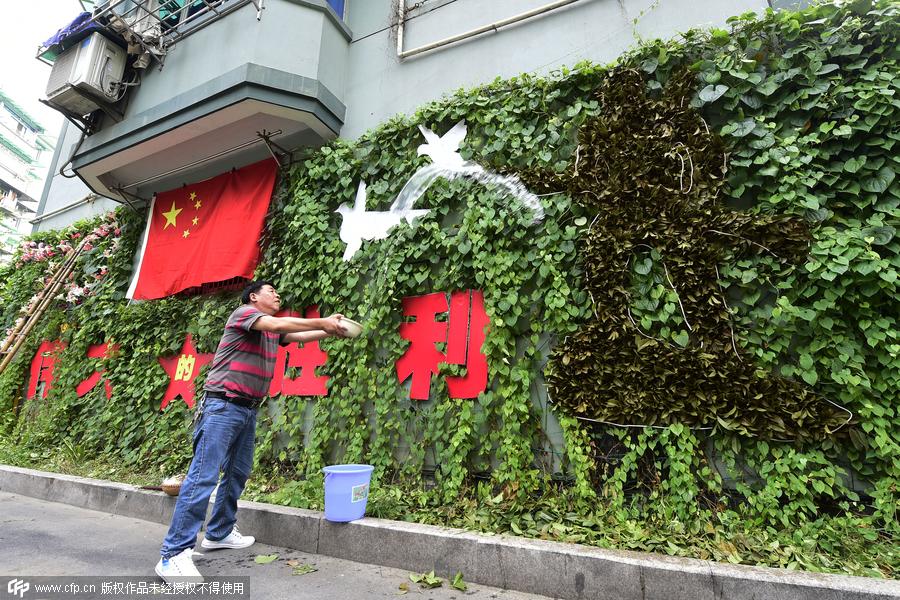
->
[740, 94, 762, 109]
[861, 167, 896, 193]
[843, 157, 866, 173]
[748, 133, 775, 149]
[848, 428, 868, 451]
[799, 354, 814, 370]
[847, 0, 873, 15]
[703, 70, 722, 84]
[641, 57, 659, 73]
[698, 84, 729, 103]
[633, 258, 652, 275]
[756, 79, 779, 96]
[729, 119, 756, 138]
[451, 572, 468, 592]
[800, 370, 818, 386]
[861, 226, 895, 245]
[832, 43, 864, 56]
[672, 331, 690, 347]
[710, 28, 730, 46]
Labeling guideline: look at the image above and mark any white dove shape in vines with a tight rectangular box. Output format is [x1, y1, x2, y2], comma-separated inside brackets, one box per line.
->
[335, 180, 430, 261]
[336, 119, 545, 261]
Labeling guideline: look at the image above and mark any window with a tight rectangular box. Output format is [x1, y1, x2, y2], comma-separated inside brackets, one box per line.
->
[327, 0, 344, 18]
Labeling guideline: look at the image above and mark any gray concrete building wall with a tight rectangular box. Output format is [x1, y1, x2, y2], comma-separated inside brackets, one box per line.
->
[126, 0, 349, 118]
[340, 0, 769, 138]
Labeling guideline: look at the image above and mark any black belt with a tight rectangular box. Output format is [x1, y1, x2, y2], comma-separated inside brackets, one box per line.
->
[205, 392, 263, 409]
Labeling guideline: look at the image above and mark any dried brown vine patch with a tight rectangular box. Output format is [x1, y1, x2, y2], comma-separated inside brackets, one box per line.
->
[527, 68, 845, 439]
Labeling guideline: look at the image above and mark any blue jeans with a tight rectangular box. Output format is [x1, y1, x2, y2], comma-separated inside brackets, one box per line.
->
[160, 397, 257, 558]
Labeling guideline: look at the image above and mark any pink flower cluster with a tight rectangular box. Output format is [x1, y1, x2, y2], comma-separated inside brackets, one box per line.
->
[16, 241, 59, 264]
[10, 212, 123, 307]
[16, 214, 121, 267]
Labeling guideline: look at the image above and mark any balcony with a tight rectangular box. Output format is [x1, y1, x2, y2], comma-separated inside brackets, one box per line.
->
[49, 0, 350, 202]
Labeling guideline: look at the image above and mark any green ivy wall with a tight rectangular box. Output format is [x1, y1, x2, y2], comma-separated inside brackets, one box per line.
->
[1, 0, 897, 577]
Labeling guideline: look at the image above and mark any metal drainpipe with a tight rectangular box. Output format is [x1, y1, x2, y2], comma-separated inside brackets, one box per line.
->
[396, 0, 406, 57]
[397, 0, 582, 59]
[29, 194, 101, 225]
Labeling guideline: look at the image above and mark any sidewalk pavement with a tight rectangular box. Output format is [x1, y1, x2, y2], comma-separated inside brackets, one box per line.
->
[2, 465, 898, 600]
[0, 491, 549, 600]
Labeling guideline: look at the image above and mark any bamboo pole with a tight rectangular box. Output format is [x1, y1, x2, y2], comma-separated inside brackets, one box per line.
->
[0, 239, 88, 374]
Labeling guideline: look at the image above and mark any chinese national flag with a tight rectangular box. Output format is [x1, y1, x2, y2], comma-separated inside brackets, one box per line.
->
[127, 159, 278, 300]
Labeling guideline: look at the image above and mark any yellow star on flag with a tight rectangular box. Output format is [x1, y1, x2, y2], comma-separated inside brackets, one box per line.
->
[183, 230, 190, 238]
[192, 217, 199, 226]
[194, 199, 202, 210]
[189, 192, 197, 201]
[162, 201, 182, 229]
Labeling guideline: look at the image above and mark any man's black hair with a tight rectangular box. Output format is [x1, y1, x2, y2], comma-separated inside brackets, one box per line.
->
[242, 280, 275, 304]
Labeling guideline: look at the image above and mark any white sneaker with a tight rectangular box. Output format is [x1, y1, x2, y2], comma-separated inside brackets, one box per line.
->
[201, 527, 255, 550]
[155, 548, 203, 583]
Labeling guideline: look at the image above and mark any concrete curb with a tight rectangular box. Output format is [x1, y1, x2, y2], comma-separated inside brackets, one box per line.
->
[2, 464, 898, 599]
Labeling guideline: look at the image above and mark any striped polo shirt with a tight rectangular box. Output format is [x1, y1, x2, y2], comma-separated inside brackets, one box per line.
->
[204, 305, 285, 400]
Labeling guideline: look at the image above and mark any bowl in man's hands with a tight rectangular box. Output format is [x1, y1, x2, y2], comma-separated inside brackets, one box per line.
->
[161, 474, 184, 496]
[340, 318, 363, 338]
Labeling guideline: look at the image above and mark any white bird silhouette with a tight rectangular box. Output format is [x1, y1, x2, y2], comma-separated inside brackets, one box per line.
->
[335, 180, 430, 261]
[335, 119, 543, 261]
[417, 120, 468, 170]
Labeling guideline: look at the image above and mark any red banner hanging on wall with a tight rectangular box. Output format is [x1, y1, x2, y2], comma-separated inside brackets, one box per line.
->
[126, 159, 279, 300]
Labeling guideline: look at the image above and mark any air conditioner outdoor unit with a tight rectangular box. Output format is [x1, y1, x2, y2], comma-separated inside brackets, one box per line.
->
[45, 32, 127, 116]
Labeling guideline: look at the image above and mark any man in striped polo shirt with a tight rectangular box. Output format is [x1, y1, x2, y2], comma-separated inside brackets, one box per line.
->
[156, 281, 347, 583]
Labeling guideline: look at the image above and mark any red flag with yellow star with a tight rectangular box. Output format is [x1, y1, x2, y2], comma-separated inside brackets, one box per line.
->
[127, 159, 278, 300]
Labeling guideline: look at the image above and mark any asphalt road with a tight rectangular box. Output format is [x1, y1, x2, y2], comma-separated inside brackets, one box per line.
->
[0, 492, 554, 600]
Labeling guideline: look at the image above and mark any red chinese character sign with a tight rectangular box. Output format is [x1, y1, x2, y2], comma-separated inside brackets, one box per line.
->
[269, 307, 330, 397]
[26, 340, 67, 400]
[396, 290, 489, 400]
[76, 342, 120, 400]
[158, 334, 213, 410]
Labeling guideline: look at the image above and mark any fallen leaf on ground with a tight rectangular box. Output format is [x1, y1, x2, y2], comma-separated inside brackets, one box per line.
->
[409, 570, 442, 588]
[397, 582, 409, 595]
[451, 571, 467, 591]
[254, 554, 279, 564]
[292, 563, 318, 576]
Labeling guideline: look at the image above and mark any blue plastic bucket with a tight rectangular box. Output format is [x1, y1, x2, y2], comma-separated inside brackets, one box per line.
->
[322, 464, 374, 522]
